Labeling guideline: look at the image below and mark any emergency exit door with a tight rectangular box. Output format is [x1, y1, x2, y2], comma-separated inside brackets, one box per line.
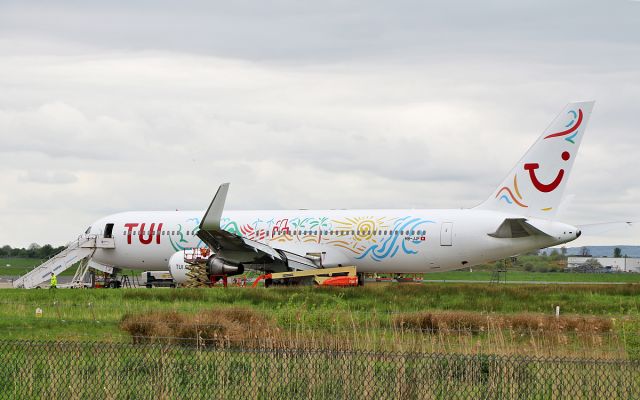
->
[440, 222, 453, 246]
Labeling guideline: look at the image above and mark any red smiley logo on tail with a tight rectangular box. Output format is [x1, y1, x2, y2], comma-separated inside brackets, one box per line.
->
[524, 151, 570, 193]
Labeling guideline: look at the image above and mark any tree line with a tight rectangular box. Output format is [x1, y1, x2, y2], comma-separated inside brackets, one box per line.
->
[0, 244, 66, 259]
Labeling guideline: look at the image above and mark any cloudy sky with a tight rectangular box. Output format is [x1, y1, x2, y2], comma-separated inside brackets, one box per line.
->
[1, 0, 639, 248]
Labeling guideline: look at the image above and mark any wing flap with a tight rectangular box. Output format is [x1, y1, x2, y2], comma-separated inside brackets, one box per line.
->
[276, 250, 319, 271]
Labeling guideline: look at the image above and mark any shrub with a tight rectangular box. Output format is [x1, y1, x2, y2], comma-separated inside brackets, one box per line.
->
[120, 307, 277, 347]
[392, 311, 612, 334]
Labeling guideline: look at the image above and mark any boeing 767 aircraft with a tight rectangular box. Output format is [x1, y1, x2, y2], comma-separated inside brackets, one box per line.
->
[14, 101, 594, 288]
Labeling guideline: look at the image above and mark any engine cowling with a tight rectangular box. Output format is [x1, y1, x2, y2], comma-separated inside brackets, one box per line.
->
[168, 251, 190, 284]
[207, 256, 244, 276]
[168, 251, 245, 284]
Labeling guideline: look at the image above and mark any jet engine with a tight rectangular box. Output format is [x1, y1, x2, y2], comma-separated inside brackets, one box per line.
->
[168, 251, 244, 284]
[168, 251, 190, 284]
[207, 256, 244, 276]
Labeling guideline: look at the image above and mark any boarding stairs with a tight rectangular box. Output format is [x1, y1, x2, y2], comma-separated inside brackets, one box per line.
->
[12, 234, 115, 289]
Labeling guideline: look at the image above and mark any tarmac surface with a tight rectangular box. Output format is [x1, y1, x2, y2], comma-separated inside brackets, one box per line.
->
[0, 275, 77, 289]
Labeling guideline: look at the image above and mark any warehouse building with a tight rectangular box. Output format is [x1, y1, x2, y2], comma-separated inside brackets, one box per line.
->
[567, 257, 640, 273]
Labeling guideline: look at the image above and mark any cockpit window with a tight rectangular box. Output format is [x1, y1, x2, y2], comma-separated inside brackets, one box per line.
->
[85, 226, 91, 234]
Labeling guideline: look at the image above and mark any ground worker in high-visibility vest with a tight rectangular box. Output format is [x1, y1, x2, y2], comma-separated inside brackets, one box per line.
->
[50, 273, 57, 289]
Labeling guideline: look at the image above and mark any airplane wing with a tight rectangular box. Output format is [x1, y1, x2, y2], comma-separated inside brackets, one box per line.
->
[196, 183, 319, 271]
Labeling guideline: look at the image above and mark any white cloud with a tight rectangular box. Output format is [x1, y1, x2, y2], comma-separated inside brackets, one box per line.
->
[0, 1, 638, 248]
[21, 169, 78, 184]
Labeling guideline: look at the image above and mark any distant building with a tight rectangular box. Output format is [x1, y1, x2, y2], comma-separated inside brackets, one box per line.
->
[567, 257, 640, 273]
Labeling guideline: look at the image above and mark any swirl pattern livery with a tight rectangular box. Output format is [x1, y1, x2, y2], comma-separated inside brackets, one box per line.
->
[219, 215, 435, 262]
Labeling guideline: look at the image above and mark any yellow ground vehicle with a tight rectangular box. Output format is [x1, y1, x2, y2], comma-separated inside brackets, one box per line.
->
[252, 266, 358, 287]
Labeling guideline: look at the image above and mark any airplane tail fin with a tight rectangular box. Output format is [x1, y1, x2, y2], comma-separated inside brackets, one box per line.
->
[476, 101, 595, 218]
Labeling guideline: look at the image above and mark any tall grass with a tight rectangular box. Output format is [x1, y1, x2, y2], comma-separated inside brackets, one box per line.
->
[0, 285, 637, 358]
[0, 340, 638, 400]
[117, 307, 628, 359]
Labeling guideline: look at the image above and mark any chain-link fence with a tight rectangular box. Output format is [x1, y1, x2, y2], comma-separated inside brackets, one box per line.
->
[0, 340, 638, 399]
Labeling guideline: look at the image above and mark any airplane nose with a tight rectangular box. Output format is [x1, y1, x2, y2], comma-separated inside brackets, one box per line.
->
[576, 230, 581, 238]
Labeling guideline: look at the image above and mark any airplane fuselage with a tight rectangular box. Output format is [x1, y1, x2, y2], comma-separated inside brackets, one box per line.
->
[12, 101, 594, 289]
[89, 209, 578, 273]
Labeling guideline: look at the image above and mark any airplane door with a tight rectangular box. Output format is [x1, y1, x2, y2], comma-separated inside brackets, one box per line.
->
[104, 223, 114, 239]
[440, 222, 453, 246]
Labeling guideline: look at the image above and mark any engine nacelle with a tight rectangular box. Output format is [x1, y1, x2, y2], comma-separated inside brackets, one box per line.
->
[168, 251, 245, 285]
[168, 251, 190, 284]
[207, 256, 244, 276]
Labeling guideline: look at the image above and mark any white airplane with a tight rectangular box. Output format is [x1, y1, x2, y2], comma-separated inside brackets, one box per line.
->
[15, 101, 595, 287]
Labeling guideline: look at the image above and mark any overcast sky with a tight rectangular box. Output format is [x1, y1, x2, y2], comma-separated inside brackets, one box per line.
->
[1, 0, 639, 248]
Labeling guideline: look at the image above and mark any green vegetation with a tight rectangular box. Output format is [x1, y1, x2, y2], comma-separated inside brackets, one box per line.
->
[2, 341, 637, 400]
[0, 284, 638, 358]
[0, 258, 43, 276]
[0, 257, 141, 277]
[421, 270, 640, 282]
[0, 244, 65, 259]
[2, 252, 639, 359]
[3, 251, 636, 281]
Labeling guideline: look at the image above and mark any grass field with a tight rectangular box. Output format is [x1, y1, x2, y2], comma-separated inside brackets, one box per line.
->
[0, 284, 638, 359]
[421, 270, 640, 282]
[2, 340, 637, 400]
[0, 258, 46, 276]
[0, 257, 139, 277]
[4, 256, 640, 284]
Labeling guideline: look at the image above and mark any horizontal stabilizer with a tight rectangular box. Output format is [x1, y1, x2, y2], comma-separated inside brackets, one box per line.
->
[576, 221, 635, 236]
[489, 218, 551, 239]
